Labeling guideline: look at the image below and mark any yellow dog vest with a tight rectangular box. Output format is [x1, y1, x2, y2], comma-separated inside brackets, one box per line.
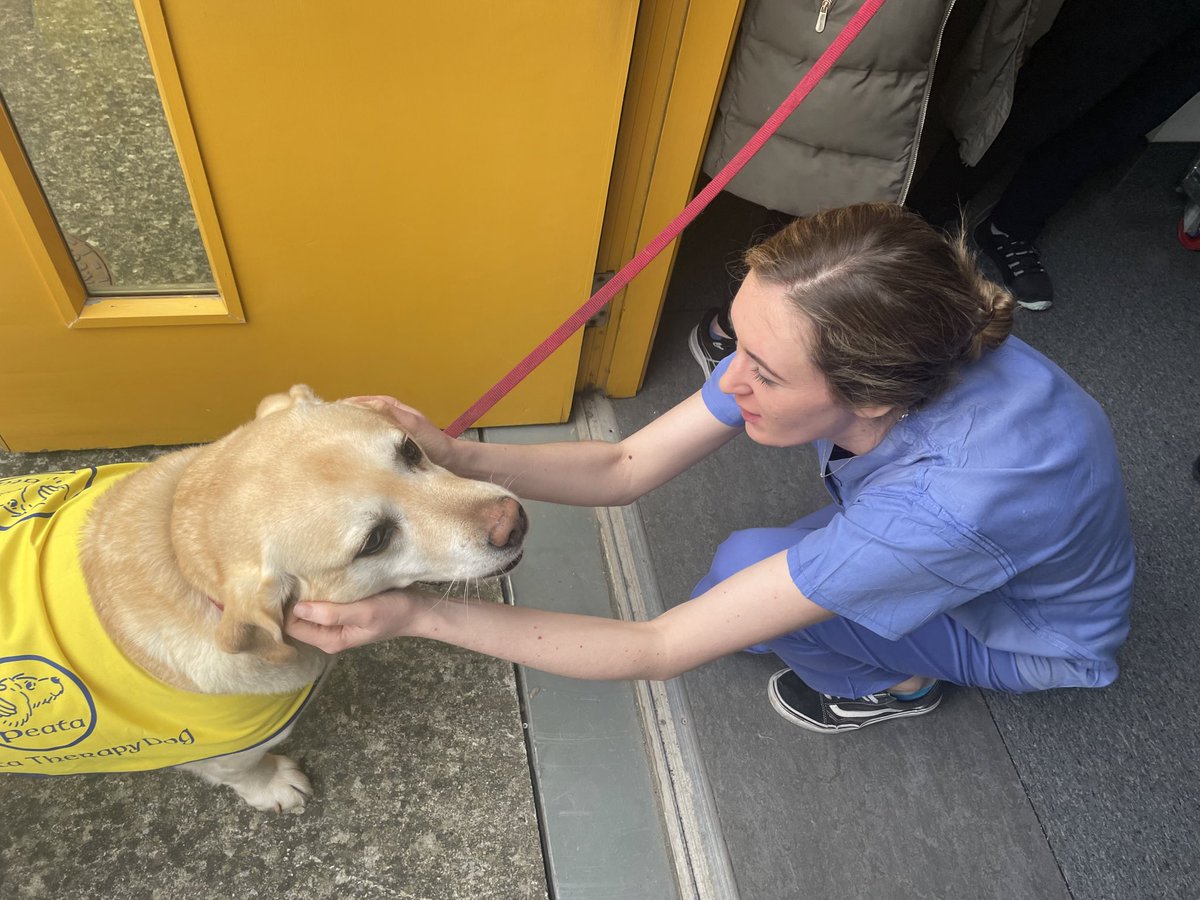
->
[0, 465, 315, 775]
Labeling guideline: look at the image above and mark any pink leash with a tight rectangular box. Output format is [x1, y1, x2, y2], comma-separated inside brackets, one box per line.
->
[445, 0, 888, 438]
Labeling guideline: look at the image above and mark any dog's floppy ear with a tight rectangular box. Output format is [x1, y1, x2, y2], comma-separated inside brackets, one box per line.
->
[214, 568, 298, 664]
[255, 384, 322, 420]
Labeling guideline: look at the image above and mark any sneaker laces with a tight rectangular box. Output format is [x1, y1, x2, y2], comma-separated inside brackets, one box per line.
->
[990, 228, 1046, 279]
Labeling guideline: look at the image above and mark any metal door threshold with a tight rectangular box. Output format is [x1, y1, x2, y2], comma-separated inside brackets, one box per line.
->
[485, 392, 738, 900]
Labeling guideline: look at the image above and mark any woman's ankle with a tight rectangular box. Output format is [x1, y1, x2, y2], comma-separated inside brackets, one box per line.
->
[888, 676, 933, 696]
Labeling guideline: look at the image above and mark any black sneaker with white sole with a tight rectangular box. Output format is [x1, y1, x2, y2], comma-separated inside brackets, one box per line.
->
[687, 306, 737, 377]
[972, 219, 1054, 311]
[767, 668, 943, 734]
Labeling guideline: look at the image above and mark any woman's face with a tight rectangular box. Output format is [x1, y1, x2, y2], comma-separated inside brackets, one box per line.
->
[719, 271, 891, 452]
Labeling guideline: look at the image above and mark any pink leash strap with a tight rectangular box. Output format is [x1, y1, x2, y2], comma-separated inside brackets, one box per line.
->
[445, 0, 888, 437]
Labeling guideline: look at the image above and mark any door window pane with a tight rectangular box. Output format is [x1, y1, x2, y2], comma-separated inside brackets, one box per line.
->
[0, 0, 215, 295]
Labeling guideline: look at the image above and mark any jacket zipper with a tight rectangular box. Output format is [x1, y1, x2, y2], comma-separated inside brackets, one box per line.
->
[815, 0, 833, 32]
[900, 0, 958, 203]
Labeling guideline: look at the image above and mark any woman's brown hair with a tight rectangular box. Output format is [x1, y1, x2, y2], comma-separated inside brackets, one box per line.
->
[743, 203, 1015, 411]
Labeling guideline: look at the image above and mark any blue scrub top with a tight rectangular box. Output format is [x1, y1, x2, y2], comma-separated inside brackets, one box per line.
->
[701, 337, 1135, 689]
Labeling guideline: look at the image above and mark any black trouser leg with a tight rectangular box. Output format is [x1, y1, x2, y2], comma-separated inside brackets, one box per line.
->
[908, 0, 1200, 227]
[991, 26, 1200, 240]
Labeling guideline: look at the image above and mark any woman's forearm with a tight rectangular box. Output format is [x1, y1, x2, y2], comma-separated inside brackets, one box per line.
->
[365, 390, 736, 508]
[409, 591, 680, 680]
[450, 438, 637, 506]
[287, 553, 833, 680]
[406, 551, 827, 679]
[446, 392, 741, 507]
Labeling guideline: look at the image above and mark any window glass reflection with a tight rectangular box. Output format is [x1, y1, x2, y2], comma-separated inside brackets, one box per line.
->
[0, 0, 215, 295]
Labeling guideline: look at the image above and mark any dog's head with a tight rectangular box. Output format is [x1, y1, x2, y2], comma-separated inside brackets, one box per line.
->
[170, 385, 527, 664]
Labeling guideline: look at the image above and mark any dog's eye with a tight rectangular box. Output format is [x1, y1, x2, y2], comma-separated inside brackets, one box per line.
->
[397, 437, 424, 468]
[357, 521, 394, 558]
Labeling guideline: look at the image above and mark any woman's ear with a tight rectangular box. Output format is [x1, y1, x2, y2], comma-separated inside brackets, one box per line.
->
[852, 403, 899, 421]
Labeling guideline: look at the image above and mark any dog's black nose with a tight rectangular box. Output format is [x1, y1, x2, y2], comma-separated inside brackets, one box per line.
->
[487, 497, 527, 549]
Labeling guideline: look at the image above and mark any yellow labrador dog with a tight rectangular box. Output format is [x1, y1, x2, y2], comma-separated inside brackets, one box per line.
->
[0, 385, 525, 812]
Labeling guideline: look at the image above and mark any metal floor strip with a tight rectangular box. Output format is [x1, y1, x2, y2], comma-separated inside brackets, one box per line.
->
[484, 419, 677, 900]
[575, 392, 739, 900]
[484, 399, 739, 900]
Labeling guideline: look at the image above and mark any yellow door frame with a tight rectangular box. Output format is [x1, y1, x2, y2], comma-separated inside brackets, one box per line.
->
[580, 0, 745, 398]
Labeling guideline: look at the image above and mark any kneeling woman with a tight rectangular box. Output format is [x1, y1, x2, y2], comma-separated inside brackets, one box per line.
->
[288, 203, 1135, 734]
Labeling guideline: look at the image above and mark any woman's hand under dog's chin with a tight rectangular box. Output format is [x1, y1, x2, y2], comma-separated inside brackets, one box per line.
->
[285, 590, 423, 654]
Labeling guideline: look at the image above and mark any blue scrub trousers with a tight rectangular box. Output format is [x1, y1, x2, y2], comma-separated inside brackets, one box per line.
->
[691, 507, 1033, 698]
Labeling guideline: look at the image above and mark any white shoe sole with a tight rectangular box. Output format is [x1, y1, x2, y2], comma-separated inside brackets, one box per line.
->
[686, 326, 716, 378]
[1016, 298, 1053, 311]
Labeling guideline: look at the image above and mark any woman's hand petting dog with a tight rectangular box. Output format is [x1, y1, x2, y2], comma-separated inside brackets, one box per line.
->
[286, 591, 423, 654]
[348, 396, 457, 469]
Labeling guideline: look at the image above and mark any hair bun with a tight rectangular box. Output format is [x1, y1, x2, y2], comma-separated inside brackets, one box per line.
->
[950, 232, 1015, 360]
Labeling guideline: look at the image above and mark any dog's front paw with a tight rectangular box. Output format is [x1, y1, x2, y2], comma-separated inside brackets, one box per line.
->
[236, 753, 313, 814]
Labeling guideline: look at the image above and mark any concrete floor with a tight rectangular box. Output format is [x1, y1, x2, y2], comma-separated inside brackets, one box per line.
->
[0, 448, 550, 900]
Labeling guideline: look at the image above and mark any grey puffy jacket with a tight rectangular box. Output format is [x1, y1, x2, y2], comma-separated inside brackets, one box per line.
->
[702, 0, 1062, 216]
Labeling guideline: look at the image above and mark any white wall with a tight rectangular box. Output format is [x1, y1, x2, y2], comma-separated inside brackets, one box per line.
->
[1150, 90, 1200, 141]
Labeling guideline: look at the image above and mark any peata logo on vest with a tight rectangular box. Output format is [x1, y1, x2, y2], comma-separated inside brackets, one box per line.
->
[0, 469, 96, 532]
[0, 656, 96, 752]
[0, 655, 200, 772]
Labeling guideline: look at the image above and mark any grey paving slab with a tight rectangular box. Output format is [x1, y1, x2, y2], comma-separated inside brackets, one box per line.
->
[0, 444, 548, 900]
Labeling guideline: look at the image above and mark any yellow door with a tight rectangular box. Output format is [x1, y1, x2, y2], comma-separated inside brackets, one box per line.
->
[583, 0, 746, 398]
[0, 0, 639, 451]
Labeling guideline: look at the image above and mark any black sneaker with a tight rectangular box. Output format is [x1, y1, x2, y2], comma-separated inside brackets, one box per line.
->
[767, 668, 943, 734]
[972, 219, 1053, 311]
[687, 307, 737, 377]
